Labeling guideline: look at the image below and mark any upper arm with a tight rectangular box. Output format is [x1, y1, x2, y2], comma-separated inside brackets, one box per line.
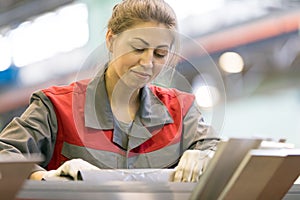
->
[182, 101, 219, 151]
[0, 91, 58, 166]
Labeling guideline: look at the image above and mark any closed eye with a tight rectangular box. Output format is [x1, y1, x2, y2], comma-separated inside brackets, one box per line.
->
[130, 45, 145, 53]
[134, 48, 145, 53]
[154, 49, 168, 58]
[154, 52, 166, 58]
[131, 45, 168, 58]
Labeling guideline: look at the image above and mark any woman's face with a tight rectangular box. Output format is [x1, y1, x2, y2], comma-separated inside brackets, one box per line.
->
[107, 22, 174, 89]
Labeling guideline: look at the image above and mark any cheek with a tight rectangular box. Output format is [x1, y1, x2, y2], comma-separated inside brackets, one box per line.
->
[153, 64, 164, 76]
[113, 53, 137, 71]
[118, 52, 139, 65]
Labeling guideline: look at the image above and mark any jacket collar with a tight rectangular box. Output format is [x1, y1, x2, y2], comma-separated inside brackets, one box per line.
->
[84, 66, 174, 131]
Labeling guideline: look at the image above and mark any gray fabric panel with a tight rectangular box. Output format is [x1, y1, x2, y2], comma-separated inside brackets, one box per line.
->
[182, 101, 219, 151]
[61, 142, 180, 169]
[0, 91, 58, 168]
[128, 143, 181, 168]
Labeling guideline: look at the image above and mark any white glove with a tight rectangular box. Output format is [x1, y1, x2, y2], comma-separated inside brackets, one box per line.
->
[42, 158, 100, 181]
[171, 149, 214, 182]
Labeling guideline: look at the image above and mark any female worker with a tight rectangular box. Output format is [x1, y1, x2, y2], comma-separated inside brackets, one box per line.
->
[0, 0, 218, 182]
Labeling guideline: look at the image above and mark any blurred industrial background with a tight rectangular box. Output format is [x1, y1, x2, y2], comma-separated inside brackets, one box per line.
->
[0, 0, 300, 146]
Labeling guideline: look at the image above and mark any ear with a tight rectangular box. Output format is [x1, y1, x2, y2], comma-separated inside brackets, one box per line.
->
[106, 29, 115, 53]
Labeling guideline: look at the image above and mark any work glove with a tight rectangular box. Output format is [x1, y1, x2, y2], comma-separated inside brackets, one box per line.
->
[170, 149, 214, 182]
[42, 158, 99, 181]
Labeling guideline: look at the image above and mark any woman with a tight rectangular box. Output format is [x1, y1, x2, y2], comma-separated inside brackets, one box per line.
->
[0, 0, 218, 182]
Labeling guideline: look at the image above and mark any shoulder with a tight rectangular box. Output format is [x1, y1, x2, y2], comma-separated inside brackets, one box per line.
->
[42, 79, 91, 96]
[148, 84, 195, 100]
[148, 84, 195, 113]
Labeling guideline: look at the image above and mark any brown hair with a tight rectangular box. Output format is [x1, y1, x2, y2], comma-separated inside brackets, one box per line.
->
[107, 0, 178, 34]
[107, 0, 180, 67]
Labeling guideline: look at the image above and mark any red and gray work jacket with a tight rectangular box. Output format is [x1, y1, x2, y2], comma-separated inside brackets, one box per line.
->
[43, 73, 205, 170]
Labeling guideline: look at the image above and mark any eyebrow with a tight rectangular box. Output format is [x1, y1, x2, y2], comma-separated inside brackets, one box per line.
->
[132, 37, 170, 49]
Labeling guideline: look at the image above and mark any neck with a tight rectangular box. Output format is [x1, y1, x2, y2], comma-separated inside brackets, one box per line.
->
[105, 66, 140, 122]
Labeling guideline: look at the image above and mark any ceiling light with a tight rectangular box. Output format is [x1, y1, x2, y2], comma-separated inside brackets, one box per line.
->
[219, 51, 244, 73]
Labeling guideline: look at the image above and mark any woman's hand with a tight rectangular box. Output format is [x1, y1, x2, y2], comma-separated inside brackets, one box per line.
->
[170, 149, 214, 182]
[30, 158, 99, 181]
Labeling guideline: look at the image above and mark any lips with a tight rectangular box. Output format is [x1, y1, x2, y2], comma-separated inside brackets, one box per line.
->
[130, 70, 151, 78]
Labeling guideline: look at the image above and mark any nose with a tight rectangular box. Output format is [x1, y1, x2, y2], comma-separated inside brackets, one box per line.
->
[140, 49, 154, 68]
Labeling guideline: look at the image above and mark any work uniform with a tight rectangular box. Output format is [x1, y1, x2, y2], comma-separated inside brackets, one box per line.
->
[0, 66, 218, 171]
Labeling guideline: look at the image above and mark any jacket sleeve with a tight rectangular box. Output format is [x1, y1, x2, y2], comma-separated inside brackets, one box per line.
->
[0, 91, 58, 169]
[181, 101, 220, 152]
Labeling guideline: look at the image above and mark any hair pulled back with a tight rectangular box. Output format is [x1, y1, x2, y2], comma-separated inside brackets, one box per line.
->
[107, 0, 177, 34]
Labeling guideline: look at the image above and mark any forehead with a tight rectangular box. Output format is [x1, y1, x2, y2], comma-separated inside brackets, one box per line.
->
[116, 22, 174, 47]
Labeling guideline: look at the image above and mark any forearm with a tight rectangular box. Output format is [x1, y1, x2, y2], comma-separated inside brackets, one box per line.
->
[0, 91, 58, 167]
